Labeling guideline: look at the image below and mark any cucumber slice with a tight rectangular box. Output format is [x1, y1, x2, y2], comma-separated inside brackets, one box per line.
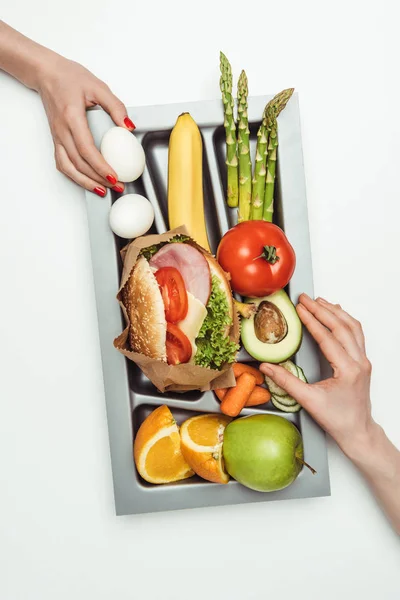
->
[297, 366, 308, 383]
[264, 375, 287, 397]
[279, 360, 298, 377]
[264, 360, 299, 397]
[272, 393, 297, 407]
[271, 395, 302, 413]
[264, 360, 308, 404]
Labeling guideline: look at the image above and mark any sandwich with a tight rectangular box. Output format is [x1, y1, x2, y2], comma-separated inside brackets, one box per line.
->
[122, 235, 238, 369]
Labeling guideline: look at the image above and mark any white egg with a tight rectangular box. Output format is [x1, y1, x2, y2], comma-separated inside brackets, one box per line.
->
[109, 193, 154, 239]
[100, 126, 145, 183]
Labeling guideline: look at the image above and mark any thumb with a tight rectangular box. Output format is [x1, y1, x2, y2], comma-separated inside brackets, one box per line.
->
[95, 84, 135, 130]
[259, 363, 313, 408]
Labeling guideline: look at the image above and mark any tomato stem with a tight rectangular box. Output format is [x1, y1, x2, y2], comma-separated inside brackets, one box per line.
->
[253, 245, 280, 264]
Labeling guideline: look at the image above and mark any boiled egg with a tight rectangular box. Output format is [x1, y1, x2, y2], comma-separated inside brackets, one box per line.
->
[109, 193, 154, 239]
[100, 126, 145, 182]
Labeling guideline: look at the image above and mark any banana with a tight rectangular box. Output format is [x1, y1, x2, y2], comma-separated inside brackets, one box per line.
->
[168, 113, 211, 252]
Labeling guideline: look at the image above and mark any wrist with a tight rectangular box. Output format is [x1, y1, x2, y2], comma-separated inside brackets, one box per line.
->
[0, 22, 60, 92]
[339, 419, 382, 465]
[32, 50, 64, 93]
[342, 420, 400, 491]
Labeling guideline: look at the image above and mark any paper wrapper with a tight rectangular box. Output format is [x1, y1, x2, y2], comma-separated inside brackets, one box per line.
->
[113, 226, 239, 393]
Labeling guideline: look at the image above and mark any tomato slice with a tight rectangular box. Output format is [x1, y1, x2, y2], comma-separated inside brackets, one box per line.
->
[155, 267, 188, 323]
[166, 323, 192, 365]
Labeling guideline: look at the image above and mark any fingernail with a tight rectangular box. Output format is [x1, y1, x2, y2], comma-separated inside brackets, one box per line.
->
[316, 297, 328, 304]
[260, 364, 274, 376]
[124, 116, 136, 130]
[301, 293, 311, 300]
[112, 184, 124, 193]
[106, 174, 117, 185]
[93, 186, 106, 197]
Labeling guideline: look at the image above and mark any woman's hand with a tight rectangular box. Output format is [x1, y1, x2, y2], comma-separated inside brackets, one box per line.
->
[0, 22, 133, 197]
[37, 56, 134, 197]
[262, 294, 400, 534]
[260, 294, 374, 457]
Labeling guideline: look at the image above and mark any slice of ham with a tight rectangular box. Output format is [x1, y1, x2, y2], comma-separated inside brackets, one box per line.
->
[150, 243, 211, 306]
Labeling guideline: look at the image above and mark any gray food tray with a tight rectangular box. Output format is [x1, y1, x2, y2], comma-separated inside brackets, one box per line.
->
[86, 95, 330, 516]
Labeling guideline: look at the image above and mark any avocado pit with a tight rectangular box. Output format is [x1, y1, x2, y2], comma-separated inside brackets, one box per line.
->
[254, 301, 288, 344]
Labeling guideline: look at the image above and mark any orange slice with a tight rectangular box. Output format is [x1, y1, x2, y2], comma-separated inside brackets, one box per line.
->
[134, 405, 194, 484]
[180, 414, 232, 484]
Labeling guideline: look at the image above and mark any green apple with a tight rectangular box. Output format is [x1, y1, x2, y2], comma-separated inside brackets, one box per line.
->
[223, 414, 305, 492]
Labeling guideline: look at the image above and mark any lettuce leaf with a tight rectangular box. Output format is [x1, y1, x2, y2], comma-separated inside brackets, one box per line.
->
[194, 275, 238, 370]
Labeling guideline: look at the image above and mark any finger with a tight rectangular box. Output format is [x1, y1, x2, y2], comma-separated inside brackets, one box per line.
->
[315, 298, 366, 352]
[259, 363, 314, 408]
[299, 294, 362, 361]
[61, 132, 125, 193]
[296, 303, 353, 371]
[61, 131, 110, 184]
[94, 84, 135, 130]
[67, 111, 120, 184]
[55, 144, 107, 197]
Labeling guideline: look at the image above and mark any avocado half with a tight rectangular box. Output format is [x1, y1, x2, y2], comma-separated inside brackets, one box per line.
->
[241, 290, 302, 363]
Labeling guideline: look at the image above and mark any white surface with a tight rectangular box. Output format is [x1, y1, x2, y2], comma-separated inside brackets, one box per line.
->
[0, 1, 399, 598]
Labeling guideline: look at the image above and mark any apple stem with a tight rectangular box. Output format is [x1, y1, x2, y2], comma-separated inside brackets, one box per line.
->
[298, 458, 317, 475]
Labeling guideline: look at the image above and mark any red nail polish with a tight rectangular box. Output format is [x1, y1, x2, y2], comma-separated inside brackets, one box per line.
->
[106, 174, 117, 185]
[112, 185, 124, 193]
[93, 186, 106, 197]
[124, 116, 136, 130]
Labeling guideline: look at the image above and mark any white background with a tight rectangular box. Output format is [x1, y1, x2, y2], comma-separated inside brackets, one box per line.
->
[1, 1, 399, 598]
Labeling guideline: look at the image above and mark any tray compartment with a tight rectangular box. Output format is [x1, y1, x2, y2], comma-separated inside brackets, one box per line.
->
[127, 364, 204, 401]
[85, 95, 330, 515]
[140, 130, 169, 226]
[132, 402, 302, 490]
[142, 127, 222, 253]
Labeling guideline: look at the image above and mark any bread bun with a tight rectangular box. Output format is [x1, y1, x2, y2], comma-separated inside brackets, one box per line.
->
[123, 257, 167, 361]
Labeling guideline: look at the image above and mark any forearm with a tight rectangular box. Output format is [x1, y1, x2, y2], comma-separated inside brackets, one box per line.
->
[0, 21, 60, 91]
[344, 423, 400, 535]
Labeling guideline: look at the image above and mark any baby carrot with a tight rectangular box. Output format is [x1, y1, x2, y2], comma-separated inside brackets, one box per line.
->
[233, 363, 264, 385]
[245, 386, 271, 407]
[214, 388, 228, 401]
[220, 373, 256, 417]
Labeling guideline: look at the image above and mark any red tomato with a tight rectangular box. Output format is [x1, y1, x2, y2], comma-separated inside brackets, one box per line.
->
[166, 323, 192, 365]
[155, 267, 188, 323]
[216, 221, 296, 297]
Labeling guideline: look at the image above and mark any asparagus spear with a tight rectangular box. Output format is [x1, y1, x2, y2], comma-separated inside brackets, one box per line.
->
[237, 70, 252, 222]
[263, 88, 295, 222]
[251, 88, 294, 220]
[263, 112, 278, 222]
[270, 87, 295, 117]
[251, 106, 268, 219]
[220, 52, 238, 208]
